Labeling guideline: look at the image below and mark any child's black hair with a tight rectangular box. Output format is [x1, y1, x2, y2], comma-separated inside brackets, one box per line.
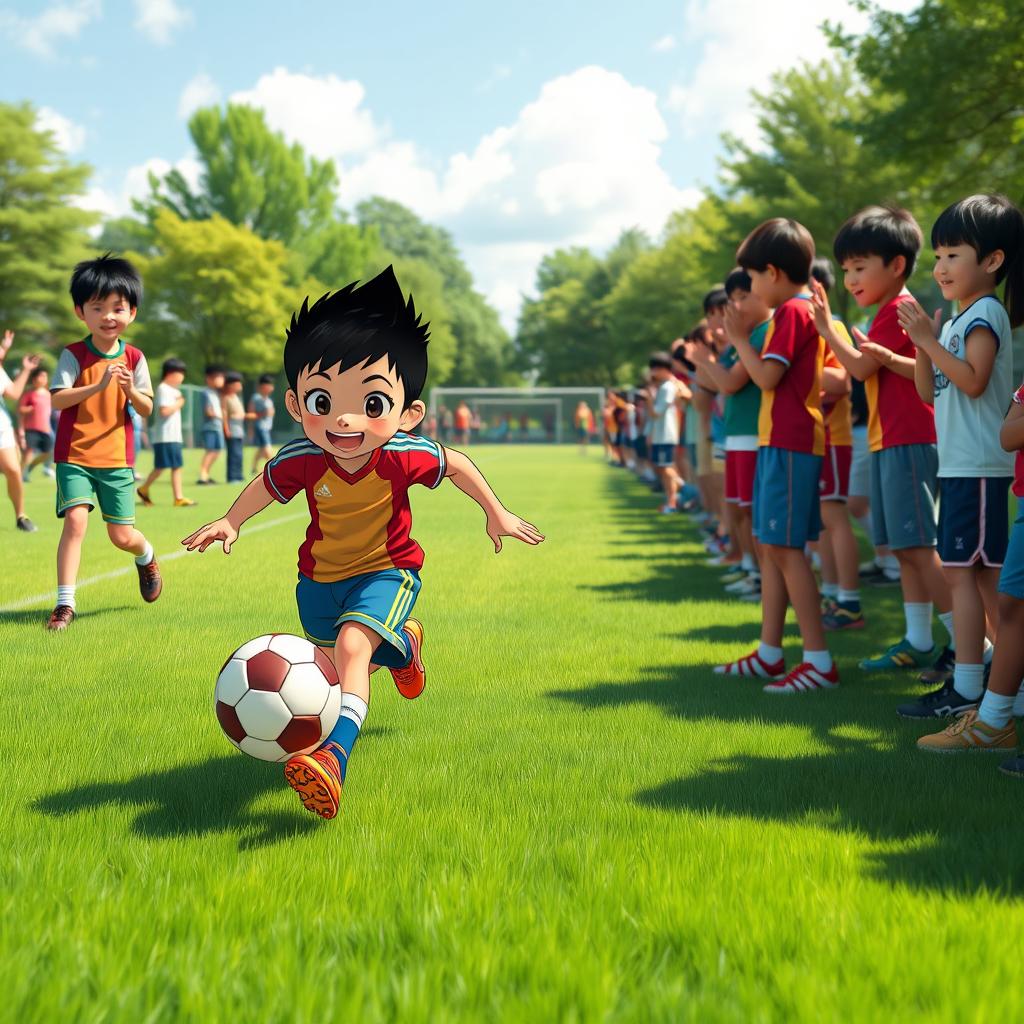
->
[649, 352, 673, 371]
[257, 373, 275, 386]
[204, 364, 226, 378]
[161, 358, 187, 379]
[736, 218, 815, 284]
[723, 267, 752, 296]
[931, 193, 1024, 328]
[70, 253, 142, 308]
[810, 256, 835, 292]
[284, 265, 430, 408]
[702, 287, 728, 313]
[27, 366, 48, 386]
[833, 205, 922, 278]
[224, 370, 243, 386]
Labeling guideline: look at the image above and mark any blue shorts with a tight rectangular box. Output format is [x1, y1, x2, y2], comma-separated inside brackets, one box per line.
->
[295, 568, 421, 668]
[998, 510, 1024, 599]
[201, 426, 224, 451]
[153, 441, 183, 470]
[753, 446, 822, 548]
[634, 436, 649, 461]
[650, 443, 674, 468]
[253, 423, 273, 448]
[870, 443, 938, 550]
[938, 477, 1012, 567]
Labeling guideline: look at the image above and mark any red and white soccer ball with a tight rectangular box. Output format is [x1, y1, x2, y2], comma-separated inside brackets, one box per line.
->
[214, 634, 341, 762]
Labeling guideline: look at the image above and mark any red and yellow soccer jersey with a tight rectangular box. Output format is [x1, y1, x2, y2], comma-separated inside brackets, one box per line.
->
[264, 432, 447, 583]
[757, 296, 826, 455]
[865, 291, 936, 452]
[52, 338, 152, 468]
[823, 331, 853, 448]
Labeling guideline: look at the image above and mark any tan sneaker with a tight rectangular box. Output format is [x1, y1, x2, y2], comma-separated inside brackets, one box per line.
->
[917, 708, 1016, 753]
[173, 497, 196, 507]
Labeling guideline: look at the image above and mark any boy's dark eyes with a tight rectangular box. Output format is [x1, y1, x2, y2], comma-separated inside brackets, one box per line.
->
[303, 389, 332, 416]
[364, 391, 394, 418]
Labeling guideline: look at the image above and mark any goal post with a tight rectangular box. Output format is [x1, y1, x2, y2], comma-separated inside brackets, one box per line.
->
[428, 387, 605, 445]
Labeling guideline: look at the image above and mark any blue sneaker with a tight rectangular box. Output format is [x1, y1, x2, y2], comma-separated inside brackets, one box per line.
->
[896, 680, 981, 720]
[860, 637, 936, 673]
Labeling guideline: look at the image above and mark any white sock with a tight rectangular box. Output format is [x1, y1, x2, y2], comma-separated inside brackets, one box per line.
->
[1014, 686, 1024, 717]
[758, 642, 783, 665]
[904, 602, 933, 652]
[952, 662, 985, 701]
[983, 638, 994, 665]
[803, 649, 833, 673]
[978, 690, 1016, 730]
[837, 588, 860, 605]
[135, 541, 154, 566]
[879, 554, 900, 573]
[339, 692, 368, 729]
[56, 585, 76, 611]
[741, 553, 756, 572]
[937, 611, 955, 651]
[821, 581, 839, 599]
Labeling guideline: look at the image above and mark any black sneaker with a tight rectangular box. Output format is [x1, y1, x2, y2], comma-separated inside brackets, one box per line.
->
[919, 645, 955, 685]
[16, 515, 37, 532]
[998, 756, 1024, 778]
[897, 680, 981, 719]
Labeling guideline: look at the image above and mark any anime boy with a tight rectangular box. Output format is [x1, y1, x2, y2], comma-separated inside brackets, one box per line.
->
[183, 267, 544, 819]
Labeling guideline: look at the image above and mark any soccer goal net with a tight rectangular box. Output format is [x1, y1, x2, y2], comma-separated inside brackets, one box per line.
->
[428, 387, 605, 444]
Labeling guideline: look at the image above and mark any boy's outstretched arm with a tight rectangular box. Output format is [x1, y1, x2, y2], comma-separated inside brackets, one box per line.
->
[182, 475, 275, 554]
[444, 448, 545, 552]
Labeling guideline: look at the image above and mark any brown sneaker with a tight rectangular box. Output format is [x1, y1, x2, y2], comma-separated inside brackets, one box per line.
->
[46, 605, 76, 631]
[137, 557, 163, 602]
[136, 487, 153, 507]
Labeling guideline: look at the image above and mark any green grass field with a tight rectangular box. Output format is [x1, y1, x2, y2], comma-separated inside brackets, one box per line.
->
[2, 445, 1023, 1022]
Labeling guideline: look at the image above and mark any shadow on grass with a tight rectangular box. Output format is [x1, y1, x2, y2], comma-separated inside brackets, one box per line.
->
[34, 752, 332, 850]
[0, 605, 133, 626]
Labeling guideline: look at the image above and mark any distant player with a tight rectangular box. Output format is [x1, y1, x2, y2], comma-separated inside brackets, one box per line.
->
[47, 254, 162, 631]
[137, 357, 194, 508]
[183, 267, 544, 819]
[19, 365, 55, 481]
[249, 373, 276, 475]
[222, 370, 247, 484]
[0, 328, 40, 532]
[196, 364, 226, 485]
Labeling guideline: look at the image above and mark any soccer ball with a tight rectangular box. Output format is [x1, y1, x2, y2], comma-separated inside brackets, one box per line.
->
[214, 634, 341, 762]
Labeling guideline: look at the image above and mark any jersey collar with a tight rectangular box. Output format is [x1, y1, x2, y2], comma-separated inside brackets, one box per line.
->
[325, 445, 382, 484]
[85, 336, 126, 360]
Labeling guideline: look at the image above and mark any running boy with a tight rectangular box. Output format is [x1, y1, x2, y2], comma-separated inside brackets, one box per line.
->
[48, 254, 162, 631]
[810, 206, 954, 674]
[900, 195, 1022, 722]
[137, 357, 194, 508]
[249, 374, 276, 474]
[182, 267, 544, 819]
[714, 218, 837, 693]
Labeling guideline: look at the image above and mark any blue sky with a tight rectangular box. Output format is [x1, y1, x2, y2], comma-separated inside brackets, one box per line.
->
[0, 0, 913, 327]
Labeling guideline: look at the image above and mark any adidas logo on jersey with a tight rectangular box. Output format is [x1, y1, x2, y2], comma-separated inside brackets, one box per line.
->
[314, 483, 333, 499]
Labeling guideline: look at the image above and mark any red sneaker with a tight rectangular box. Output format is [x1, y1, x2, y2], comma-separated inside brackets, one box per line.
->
[713, 649, 785, 680]
[136, 557, 162, 603]
[283, 743, 345, 819]
[390, 618, 426, 699]
[763, 661, 840, 695]
[46, 605, 76, 631]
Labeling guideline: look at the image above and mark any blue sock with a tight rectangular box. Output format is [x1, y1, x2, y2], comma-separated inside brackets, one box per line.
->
[324, 693, 367, 781]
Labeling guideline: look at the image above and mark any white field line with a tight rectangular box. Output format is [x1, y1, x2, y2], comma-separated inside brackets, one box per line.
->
[0, 513, 307, 612]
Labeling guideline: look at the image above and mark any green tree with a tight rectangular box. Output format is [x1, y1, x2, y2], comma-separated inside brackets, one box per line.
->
[833, 0, 1024, 204]
[0, 102, 97, 347]
[142, 105, 338, 247]
[132, 210, 300, 374]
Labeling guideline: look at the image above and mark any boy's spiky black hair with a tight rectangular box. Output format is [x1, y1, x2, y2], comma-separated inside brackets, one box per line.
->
[736, 218, 815, 284]
[932, 194, 1024, 328]
[70, 252, 142, 308]
[833, 206, 922, 278]
[723, 267, 752, 296]
[284, 265, 430, 408]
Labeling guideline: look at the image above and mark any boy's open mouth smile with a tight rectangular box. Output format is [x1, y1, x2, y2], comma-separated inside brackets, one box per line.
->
[326, 430, 364, 452]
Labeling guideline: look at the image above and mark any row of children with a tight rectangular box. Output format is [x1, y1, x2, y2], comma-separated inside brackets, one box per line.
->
[614, 195, 1024, 775]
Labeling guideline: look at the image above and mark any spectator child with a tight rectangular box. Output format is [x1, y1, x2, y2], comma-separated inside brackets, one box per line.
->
[137, 357, 193, 508]
[222, 370, 248, 483]
[249, 373, 276, 475]
[0, 329, 40, 531]
[19, 365, 54, 481]
[649, 353, 690, 513]
[197, 364, 226, 485]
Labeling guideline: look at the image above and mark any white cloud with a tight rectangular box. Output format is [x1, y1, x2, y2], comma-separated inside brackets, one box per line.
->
[36, 107, 86, 153]
[0, 0, 100, 58]
[652, 34, 676, 53]
[665, 0, 920, 147]
[77, 156, 202, 223]
[133, 0, 191, 44]
[178, 71, 220, 119]
[230, 68, 379, 160]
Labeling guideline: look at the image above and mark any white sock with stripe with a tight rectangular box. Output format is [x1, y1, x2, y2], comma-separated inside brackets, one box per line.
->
[56, 585, 76, 611]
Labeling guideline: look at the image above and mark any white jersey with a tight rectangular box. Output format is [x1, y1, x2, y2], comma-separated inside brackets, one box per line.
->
[933, 295, 1014, 478]
[652, 380, 680, 446]
[151, 382, 183, 444]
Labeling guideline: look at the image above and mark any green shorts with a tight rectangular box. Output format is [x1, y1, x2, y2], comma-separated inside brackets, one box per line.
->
[55, 463, 136, 524]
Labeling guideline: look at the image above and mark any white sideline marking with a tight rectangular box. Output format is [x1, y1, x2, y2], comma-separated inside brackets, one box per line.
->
[0, 513, 307, 613]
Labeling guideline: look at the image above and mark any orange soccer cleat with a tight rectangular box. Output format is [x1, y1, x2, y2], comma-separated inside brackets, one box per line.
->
[283, 743, 345, 819]
[390, 618, 426, 699]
